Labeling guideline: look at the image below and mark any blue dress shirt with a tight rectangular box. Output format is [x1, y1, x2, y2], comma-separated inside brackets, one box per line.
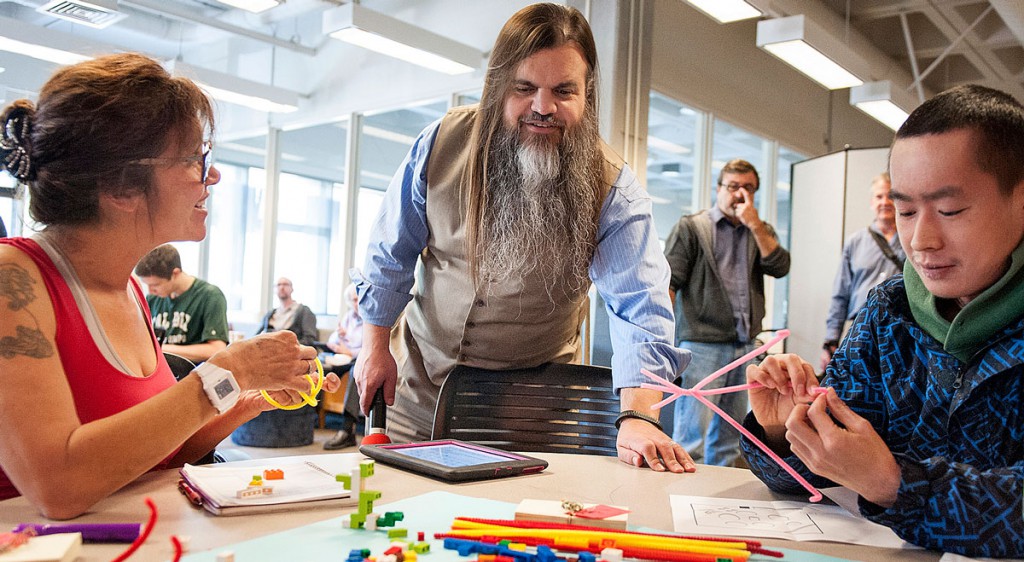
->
[824, 225, 905, 341]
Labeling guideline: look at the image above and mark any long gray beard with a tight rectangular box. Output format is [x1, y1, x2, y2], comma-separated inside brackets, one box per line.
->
[477, 117, 602, 301]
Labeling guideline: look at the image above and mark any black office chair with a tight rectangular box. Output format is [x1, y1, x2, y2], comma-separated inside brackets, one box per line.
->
[163, 352, 196, 382]
[431, 363, 620, 456]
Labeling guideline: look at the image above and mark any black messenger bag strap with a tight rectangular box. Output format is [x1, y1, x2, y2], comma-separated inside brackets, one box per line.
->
[868, 229, 904, 269]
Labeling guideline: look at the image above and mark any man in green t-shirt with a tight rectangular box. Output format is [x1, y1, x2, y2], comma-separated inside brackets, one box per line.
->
[135, 244, 228, 363]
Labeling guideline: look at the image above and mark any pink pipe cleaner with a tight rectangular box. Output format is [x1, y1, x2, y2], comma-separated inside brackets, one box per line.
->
[641, 329, 826, 502]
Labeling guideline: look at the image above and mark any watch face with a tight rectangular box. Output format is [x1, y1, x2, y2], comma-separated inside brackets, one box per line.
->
[213, 378, 236, 400]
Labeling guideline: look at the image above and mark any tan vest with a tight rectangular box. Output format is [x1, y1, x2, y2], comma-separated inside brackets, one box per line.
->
[387, 105, 622, 441]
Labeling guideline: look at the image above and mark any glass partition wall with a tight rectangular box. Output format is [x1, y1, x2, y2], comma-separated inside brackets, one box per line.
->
[647, 90, 807, 333]
[647, 92, 704, 239]
[354, 100, 448, 273]
[196, 135, 269, 326]
[275, 122, 350, 317]
[187, 99, 453, 331]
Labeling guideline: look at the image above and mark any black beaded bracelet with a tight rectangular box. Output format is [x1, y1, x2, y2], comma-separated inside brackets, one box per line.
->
[614, 410, 663, 431]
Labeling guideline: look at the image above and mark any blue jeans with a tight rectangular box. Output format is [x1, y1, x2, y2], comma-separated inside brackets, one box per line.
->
[672, 340, 755, 467]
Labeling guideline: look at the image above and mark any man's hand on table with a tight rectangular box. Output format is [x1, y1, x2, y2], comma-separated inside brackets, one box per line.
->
[616, 419, 695, 473]
[616, 387, 696, 473]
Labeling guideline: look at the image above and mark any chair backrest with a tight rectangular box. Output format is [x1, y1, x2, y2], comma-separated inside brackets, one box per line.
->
[164, 352, 196, 381]
[431, 363, 620, 456]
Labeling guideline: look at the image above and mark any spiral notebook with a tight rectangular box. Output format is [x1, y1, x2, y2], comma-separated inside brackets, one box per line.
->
[179, 454, 359, 516]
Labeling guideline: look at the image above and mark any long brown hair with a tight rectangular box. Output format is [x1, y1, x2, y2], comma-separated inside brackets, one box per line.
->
[463, 3, 600, 282]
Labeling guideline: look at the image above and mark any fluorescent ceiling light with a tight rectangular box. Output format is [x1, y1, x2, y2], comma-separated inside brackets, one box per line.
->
[323, 3, 482, 75]
[647, 135, 692, 155]
[757, 15, 863, 90]
[853, 100, 907, 130]
[218, 142, 265, 156]
[0, 16, 97, 65]
[850, 81, 914, 131]
[165, 60, 300, 114]
[682, 0, 761, 23]
[362, 125, 416, 145]
[360, 169, 394, 182]
[215, 0, 281, 14]
[216, 143, 305, 162]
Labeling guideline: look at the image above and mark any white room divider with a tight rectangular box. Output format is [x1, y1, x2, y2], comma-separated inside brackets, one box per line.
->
[786, 147, 890, 365]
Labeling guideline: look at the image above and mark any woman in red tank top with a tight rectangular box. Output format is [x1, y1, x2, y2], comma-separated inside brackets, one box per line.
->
[0, 54, 340, 518]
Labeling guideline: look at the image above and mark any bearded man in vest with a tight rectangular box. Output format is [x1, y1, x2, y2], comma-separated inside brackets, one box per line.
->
[351, 3, 693, 473]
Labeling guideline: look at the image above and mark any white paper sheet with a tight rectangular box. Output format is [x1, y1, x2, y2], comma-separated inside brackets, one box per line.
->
[940, 554, 1024, 562]
[670, 493, 914, 549]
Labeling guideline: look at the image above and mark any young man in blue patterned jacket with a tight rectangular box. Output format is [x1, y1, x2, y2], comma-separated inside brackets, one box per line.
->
[742, 84, 1024, 556]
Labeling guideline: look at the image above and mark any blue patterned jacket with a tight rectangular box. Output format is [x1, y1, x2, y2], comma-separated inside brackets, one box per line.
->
[741, 275, 1024, 557]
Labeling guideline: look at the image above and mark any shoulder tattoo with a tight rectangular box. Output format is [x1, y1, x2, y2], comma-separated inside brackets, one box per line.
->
[0, 263, 54, 359]
[0, 263, 37, 311]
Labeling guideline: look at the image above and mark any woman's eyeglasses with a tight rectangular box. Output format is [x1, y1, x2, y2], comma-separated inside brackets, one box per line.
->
[129, 141, 214, 183]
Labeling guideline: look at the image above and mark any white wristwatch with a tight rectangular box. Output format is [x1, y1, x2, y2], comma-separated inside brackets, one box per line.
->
[194, 362, 241, 414]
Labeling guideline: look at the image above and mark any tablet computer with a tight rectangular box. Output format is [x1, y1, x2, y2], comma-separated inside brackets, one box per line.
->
[359, 439, 548, 482]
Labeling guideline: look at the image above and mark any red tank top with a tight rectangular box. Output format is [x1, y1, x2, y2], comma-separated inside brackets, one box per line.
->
[0, 238, 178, 500]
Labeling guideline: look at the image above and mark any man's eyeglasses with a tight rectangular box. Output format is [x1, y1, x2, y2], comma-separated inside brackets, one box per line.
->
[719, 182, 757, 193]
[129, 141, 214, 183]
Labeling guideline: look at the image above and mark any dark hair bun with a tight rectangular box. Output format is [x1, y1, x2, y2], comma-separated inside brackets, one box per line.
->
[0, 100, 36, 182]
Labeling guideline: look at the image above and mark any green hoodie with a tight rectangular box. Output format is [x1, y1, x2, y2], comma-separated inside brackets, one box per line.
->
[904, 240, 1024, 363]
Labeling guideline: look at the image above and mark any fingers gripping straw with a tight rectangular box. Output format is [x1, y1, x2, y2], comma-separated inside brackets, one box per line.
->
[640, 329, 827, 502]
[260, 357, 325, 410]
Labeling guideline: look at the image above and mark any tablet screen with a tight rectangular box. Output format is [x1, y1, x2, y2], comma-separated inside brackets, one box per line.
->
[391, 442, 514, 467]
[360, 439, 548, 482]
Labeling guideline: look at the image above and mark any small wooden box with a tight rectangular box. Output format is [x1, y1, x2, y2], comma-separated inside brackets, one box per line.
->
[514, 498, 629, 530]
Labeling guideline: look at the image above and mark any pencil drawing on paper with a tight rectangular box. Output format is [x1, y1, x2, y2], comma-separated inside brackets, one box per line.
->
[689, 504, 825, 535]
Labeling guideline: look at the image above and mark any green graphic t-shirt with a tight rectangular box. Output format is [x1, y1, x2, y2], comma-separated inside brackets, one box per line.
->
[147, 278, 229, 346]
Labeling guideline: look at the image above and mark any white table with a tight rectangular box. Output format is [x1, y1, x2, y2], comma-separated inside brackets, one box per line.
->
[0, 453, 940, 561]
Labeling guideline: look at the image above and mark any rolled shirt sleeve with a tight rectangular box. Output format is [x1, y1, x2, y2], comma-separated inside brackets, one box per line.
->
[591, 163, 690, 388]
[352, 119, 439, 327]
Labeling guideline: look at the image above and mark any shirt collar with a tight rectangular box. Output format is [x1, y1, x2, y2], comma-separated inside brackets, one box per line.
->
[868, 223, 898, 241]
[708, 205, 727, 224]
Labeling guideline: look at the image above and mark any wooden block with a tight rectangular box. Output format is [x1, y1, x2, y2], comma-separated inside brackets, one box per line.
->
[514, 498, 571, 524]
[514, 499, 629, 530]
[0, 532, 82, 562]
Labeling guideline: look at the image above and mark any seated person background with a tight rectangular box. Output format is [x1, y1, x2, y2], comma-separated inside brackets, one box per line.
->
[256, 277, 317, 345]
[742, 84, 1024, 556]
[0, 53, 340, 518]
[135, 243, 228, 363]
[324, 283, 364, 450]
[230, 277, 328, 448]
[327, 283, 363, 358]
